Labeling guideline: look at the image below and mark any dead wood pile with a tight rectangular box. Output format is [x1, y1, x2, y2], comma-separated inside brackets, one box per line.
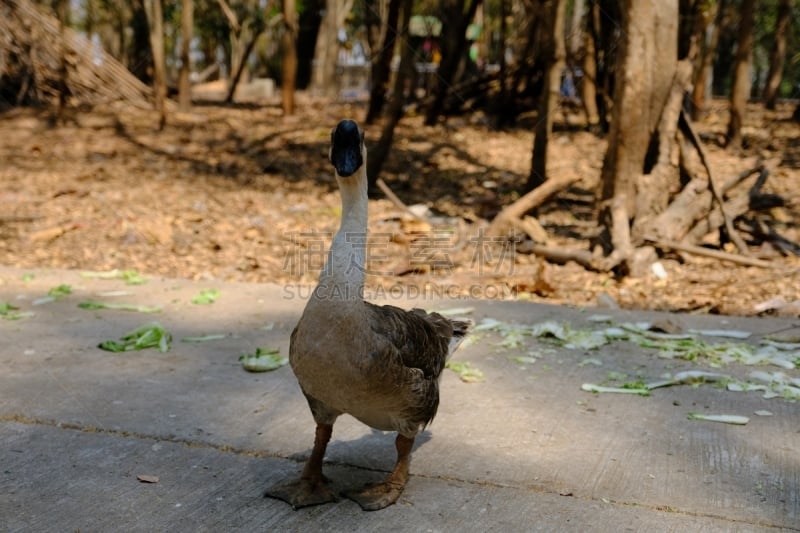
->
[488, 115, 795, 275]
[0, 0, 152, 109]
[490, 143, 794, 274]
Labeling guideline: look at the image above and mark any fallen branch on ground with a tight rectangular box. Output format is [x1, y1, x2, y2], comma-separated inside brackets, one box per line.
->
[644, 237, 773, 268]
[518, 242, 598, 270]
[487, 174, 579, 237]
[376, 178, 428, 220]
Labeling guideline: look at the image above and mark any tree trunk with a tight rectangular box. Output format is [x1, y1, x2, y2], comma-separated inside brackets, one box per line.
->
[762, 0, 791, 110]
[568, 0, 584, 57]
[296, 0, 323, 89]
[581, 1, 600, 129]
[281, 0, 298, 115]
[143, 0, 167, 129]
[366, 0, 414, 192]
[725, 0, 755, 148]
[597, 0, 678, 264]
[593, 0, 621, 133]
[527, 0, 567, 191]
[178, 0, 193, 112]
[487, 0, 511, 129]
[364, 0, 384, 52]
[130, 2, 151, 82]
[423, 0, 482, 126]
[310, 0, 355, 96]
[678, 0, 701, 60]
[690, 0, 723, 121]
[365, 0, 400, 124]
[53, 0, 70, 122]
[631, 59, 692, 242]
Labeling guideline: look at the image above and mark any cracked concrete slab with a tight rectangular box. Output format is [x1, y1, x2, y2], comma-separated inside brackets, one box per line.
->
[1, 266, 798, 531]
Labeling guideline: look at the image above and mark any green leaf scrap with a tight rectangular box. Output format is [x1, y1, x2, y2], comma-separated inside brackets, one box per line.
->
[33, 284, 73, 305]
[98, 322, 172, 353]
[475, 318, 610, 351]
[0, 302, 34, 320]
[239, 347, 288, 372]
[78, 301, 162, 313]
[581, 383, 650, 396]
[1, 302, 19, 315]
[687, 413, 749, 425]
[192, 289, 220, 305]
[446, 360, 485, 383]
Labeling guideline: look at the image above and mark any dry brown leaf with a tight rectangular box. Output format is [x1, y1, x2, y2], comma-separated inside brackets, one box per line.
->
[28, 223, 78, 242]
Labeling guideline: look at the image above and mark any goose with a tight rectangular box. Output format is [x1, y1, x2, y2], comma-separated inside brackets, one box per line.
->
[265, 119, 470, 511]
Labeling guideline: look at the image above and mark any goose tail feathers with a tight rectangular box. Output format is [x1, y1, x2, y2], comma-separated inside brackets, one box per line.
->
[446, 319, 471, 359]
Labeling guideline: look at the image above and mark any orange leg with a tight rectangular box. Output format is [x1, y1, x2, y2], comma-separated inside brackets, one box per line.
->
[302, 423, 333, 482]
[265, 423, 338, 509]
[346, 433, 414, 511]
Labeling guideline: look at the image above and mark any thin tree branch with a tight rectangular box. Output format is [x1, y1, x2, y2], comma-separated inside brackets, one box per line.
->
[376, 178, 427, 221]
[487, 173, 579, 236]
[215, 0, 240, 32]
[678, 110, 750, 255]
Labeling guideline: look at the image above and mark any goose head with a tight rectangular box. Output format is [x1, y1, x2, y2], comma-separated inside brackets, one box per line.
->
[329, 119, 365, 178]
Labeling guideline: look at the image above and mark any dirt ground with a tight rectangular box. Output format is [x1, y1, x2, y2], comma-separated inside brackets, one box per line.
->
[1, 94, 798, 316]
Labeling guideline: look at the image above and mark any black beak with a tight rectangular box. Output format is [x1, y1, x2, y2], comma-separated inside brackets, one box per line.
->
[330, 119, 364, 177]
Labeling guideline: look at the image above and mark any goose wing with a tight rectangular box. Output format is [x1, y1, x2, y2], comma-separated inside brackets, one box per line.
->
[365, 303, 469, 378]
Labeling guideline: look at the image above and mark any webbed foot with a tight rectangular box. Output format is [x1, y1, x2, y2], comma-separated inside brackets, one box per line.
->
[265, 478, 338, 509]
[344, 480, 405, 511]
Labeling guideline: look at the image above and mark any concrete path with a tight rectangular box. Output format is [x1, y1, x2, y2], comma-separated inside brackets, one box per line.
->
[1, 266, 798, 532]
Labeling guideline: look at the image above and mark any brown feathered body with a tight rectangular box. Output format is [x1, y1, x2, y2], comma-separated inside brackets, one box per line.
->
[290, 298, 468, 438]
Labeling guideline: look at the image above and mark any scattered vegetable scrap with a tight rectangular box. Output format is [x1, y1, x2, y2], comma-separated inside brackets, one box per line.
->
[81, 269, 147, 285]
[98, 322, 172, 353]
[643, 370, 730, 390]
[181, 334, 227, 343]
[738, 370, 800, 400]
[239, 348, 288, 372]
[0, 302, 33, 320]
[582, 370, 730, 397]
[475, 318, 609, 350]
[33, 284, 72, 305]
[78, 301, 162, 313]
[687, 329, 752, 339]
[509, 355, 538, 365]
[473, 317, 799, 400]
[96, 290, 133, 297]
[581, 383, 650, 396]
[191, 289, 220, 305]
[687, 413, 750, 425]
[445, 360, 485, 383]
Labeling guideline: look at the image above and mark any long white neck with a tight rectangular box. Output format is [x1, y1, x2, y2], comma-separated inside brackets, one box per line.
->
[317, 166, 368, 301]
